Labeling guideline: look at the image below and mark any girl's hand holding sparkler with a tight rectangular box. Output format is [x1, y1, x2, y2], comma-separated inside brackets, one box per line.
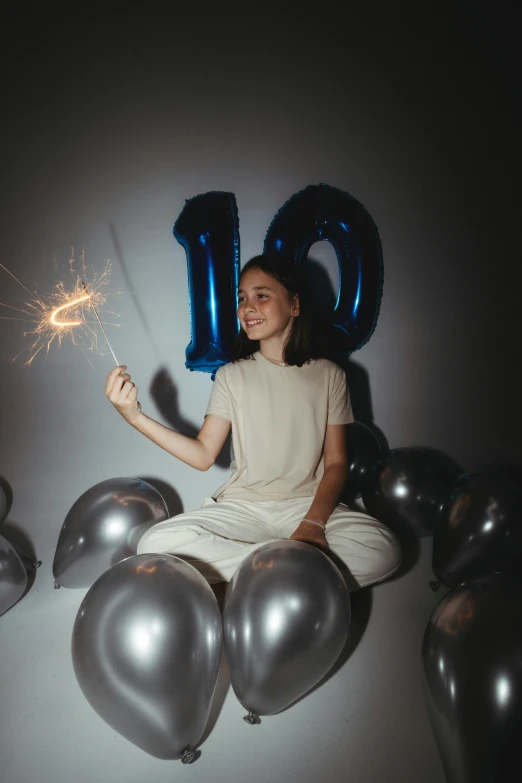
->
[105, 365, 142, 424]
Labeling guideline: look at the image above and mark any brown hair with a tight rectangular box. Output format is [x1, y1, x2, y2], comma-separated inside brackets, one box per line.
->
[230, 254, 332, 367]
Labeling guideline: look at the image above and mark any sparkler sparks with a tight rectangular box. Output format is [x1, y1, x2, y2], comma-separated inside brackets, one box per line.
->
[0, 251, 120, 366]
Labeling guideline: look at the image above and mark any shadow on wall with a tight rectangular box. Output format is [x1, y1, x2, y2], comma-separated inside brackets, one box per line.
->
[149, 368, 233, 471]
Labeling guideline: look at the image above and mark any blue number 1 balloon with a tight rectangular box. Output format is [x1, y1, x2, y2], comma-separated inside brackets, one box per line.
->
[173, 191, 240, 375]
[174, 184, 383, 377]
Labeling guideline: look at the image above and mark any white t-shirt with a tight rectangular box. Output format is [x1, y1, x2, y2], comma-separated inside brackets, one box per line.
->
[205, 351, 354, 502]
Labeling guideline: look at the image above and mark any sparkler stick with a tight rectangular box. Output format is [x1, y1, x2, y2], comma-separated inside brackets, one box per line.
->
[81, 280, 120, 366]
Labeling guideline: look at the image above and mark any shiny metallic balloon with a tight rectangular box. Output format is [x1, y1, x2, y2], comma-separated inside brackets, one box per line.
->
[433, 467, 522, 587]
[422, 572, 522, 783]
[362, 447, 460, 537]
[0, 534, 28, 616]
[53, 477, 169, 588]
[224, 541, 351, 720]
[0, 483, 6, 523]
[72, 554, 222, 761]
[8, 540, 41, 572]
[342, 421, 383, 501]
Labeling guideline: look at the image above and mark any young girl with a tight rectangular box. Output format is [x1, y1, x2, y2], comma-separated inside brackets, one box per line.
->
[105, 254, 401, 604]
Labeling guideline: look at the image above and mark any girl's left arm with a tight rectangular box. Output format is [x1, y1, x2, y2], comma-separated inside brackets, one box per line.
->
[290, 425, 348, 548]
[303, 462, 349, 525]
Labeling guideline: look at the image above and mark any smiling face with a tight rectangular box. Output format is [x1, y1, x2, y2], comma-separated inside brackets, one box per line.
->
[237, 267, 299, 349]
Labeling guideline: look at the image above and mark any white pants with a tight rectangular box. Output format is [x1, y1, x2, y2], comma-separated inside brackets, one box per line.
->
[137, 496, 402, 590]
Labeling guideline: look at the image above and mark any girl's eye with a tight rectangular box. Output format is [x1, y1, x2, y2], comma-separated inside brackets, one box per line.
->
[238, 294, 268, 303]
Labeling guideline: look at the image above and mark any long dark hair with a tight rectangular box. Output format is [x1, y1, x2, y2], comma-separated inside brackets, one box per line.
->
[230, 254, 332, 367]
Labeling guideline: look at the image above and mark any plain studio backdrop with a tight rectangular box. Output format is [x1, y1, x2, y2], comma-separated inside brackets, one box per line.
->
[0, 3, 520, 783]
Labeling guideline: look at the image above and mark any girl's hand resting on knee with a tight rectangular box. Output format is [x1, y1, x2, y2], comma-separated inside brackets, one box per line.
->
[105, 365, 142, 424]
[289, 520, 329, 551]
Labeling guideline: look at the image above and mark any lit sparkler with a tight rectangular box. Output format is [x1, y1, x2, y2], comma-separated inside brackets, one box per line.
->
[81, 280, 119, 366]
[0, 251, 120, 366]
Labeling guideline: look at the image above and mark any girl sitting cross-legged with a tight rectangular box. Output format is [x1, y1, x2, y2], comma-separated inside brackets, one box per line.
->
[105, 254, 401, 605]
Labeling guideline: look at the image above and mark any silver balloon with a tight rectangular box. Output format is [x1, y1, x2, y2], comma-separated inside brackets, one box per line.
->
[72, 553, 223, 761]
[53, 477, 169, 588]
[224, 541, 351, 721]
[0, 535, 28, 616]
[8, 540, 41, 572]
[0, 483, 6, 523]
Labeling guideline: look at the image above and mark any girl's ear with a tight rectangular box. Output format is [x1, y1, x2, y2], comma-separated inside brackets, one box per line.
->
[292, 295, 300, 316]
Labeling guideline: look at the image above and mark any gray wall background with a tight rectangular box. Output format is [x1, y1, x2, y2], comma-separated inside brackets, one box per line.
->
[1, 4, 520, 782]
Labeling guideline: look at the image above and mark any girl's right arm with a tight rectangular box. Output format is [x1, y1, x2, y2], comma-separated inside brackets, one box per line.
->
[105, 365, 231, 471]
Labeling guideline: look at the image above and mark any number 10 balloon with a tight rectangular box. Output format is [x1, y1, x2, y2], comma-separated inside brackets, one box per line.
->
[174, 183, 383, 378]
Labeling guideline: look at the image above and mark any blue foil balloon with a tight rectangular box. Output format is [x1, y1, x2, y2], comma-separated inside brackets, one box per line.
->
[264, 183, 383, 354]
[174, 191, 240, 378]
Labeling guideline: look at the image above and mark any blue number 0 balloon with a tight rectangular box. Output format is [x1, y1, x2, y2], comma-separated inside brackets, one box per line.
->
[264, 183, 383, 354]
[173, 191, 240, 376]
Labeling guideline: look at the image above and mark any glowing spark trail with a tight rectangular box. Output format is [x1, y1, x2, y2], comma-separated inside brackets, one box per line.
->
[0, 251, 120, 366]
[50, 295, 90, 326]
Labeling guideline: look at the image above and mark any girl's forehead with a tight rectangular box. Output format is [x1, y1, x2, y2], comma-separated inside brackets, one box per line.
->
[239, 269, 278, 291]
[241, 267, 270, 281]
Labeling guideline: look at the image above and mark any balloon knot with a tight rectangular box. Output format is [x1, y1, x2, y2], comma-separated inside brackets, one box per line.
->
[180, 748, 197, 764]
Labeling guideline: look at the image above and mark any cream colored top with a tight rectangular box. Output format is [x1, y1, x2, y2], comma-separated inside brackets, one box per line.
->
[205, 351, 354, 502]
